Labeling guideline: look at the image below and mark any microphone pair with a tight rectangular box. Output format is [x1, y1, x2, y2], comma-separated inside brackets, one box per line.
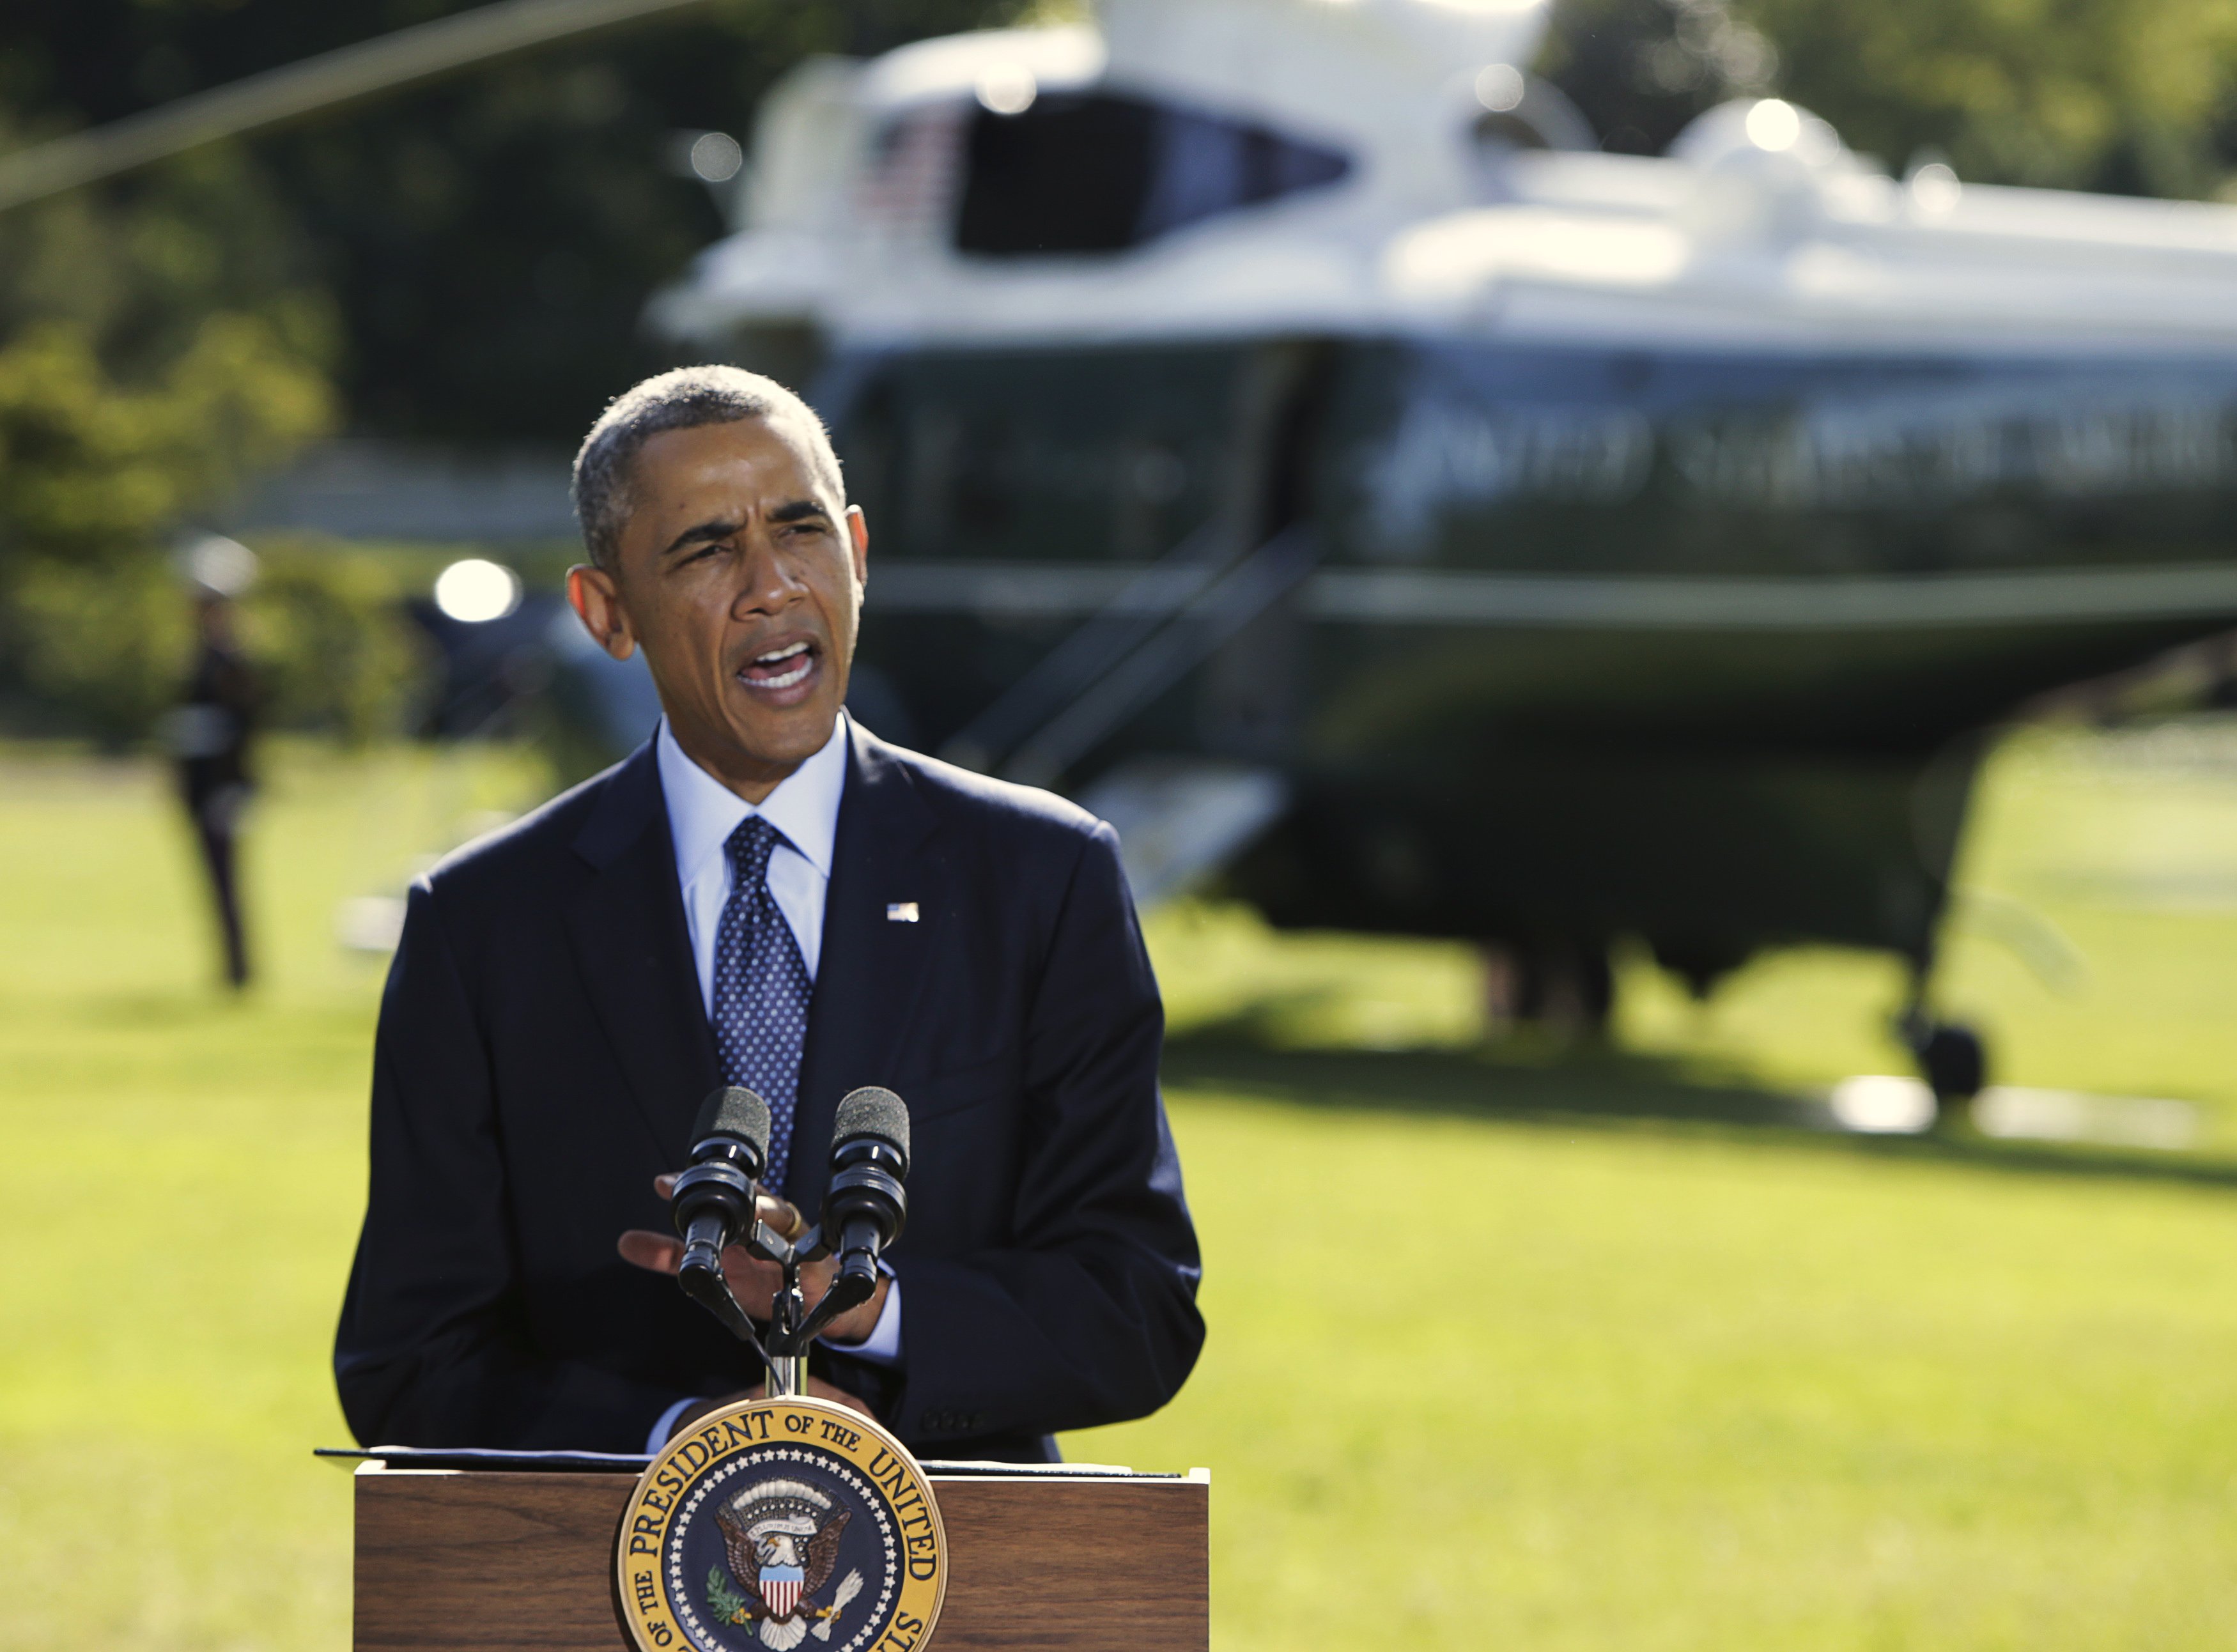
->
[669, 1085, 911, 1331]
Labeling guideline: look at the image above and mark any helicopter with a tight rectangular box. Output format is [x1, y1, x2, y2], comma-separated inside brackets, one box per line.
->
[643, 0, 2237, 1109]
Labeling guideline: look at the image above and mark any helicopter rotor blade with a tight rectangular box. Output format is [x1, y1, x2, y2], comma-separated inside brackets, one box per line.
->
[0, 0, 715, 214]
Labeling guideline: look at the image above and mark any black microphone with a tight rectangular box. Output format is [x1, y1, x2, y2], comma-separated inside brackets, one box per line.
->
[824, 1086, 910, 1293]
[670, 1087, 770, 1301]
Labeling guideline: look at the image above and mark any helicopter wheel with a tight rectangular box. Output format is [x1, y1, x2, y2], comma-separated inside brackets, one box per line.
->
[1905, 1017, 1989, 1125]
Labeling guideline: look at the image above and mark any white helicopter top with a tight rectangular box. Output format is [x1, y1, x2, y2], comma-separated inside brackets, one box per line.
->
[653, 0, 2237, 360]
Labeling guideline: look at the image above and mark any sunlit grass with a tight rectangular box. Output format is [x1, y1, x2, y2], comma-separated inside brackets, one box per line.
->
[4, 722, 2237, 1649]
[0, 740, 546, 1651]
[1080, 1096, 2237, 1651]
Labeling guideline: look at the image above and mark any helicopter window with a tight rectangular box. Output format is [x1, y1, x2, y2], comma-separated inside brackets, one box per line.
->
[954, 91, 1350, 256]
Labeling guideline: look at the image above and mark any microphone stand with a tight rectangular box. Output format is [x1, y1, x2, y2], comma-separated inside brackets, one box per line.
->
[701, 1212, 877, 1399]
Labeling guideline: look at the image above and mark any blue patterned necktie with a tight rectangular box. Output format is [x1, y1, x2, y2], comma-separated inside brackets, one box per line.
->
[711, 817, 812, 1190]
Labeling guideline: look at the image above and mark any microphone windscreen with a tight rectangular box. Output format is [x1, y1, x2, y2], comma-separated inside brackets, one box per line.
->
[693, 1086, 771, 1159]
[833, 1086, 910, 1170]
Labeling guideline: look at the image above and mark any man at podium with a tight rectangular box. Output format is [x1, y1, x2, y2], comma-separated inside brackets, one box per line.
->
[334, 367, 1204, 1463]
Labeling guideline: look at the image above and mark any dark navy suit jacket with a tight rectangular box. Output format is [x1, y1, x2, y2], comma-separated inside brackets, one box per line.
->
[334, 724, 1204, 1461]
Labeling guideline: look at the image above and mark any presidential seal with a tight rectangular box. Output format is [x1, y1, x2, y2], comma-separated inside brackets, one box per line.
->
[617, 1396, 947, 1652]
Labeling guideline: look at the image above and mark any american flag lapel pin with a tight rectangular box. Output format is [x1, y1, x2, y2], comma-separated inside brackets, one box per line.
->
[886, 902, 920, 923]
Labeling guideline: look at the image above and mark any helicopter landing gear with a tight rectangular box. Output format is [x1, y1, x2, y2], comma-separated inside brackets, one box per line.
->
[1485, 938, 1613, 1038]
[1900, 1007, 1989, 1125]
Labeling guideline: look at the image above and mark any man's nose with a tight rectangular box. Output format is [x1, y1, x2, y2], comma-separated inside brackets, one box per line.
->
[729, 536, 805, 618]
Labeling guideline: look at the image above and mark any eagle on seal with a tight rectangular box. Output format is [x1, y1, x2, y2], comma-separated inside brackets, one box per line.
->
[712, 1479, 858, 1651]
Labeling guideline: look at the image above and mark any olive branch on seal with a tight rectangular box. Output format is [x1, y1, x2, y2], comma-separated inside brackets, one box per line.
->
[707, 1564, 757, 1625]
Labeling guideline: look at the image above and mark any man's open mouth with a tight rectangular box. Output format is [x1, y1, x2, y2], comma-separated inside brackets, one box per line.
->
[738, 638, 817, 692]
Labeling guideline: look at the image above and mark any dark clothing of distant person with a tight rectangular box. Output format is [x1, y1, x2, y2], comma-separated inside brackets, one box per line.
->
[174, 637, 259, 988]
[334, 724, 1203, 1462]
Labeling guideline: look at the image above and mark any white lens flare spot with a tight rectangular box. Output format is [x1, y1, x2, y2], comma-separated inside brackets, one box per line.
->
[434, 559, 522, 623]
[1908, 160, 1961, 214]
[1473, 63, 1525, 113]
[1827, 1075, 1936, 1135]
[690, 131, 743, 183]
[975, 63, 1037, 116]
[1744, 97, 1802, 153]
[178, 532, 259, 597]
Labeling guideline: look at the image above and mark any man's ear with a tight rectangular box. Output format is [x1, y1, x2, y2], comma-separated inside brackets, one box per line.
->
[566, 564, 636, 661]
[846, 506, 869, 593]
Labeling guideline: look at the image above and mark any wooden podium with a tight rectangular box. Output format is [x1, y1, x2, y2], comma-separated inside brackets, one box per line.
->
[352, 1460, 1209, 1651]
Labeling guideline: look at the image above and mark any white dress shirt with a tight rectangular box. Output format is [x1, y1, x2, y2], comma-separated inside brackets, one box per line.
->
[647, 714, 900, 1447]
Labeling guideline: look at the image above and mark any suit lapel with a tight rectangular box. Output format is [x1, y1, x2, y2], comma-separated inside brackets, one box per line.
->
[563, 742, 720, 1165]
[789, 723, 941, 1215]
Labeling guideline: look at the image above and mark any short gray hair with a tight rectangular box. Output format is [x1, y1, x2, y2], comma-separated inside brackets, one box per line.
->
[570, 365, 846, 571]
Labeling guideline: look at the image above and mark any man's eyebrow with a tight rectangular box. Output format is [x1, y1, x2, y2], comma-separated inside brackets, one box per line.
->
[660, 518, 743, 559]
[766, 498, 832, 526]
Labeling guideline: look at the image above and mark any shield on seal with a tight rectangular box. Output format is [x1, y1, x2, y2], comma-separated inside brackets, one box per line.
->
[757, 1564, 805, 1620]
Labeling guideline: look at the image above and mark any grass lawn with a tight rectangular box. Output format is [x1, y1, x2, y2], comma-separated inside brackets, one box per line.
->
[4, 723, 2237, 1649]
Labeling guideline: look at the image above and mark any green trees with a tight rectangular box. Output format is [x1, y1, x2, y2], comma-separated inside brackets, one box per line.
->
[1545, 0, 2237, 197]
[0, 143, 336, 743]
[0, 0, 1037, 444]
[1740, 0, 2237, 196]
[0, 1, 1028, 743]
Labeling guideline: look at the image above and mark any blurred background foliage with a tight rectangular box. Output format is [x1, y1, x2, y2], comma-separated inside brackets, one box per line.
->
[1545, 0, 2237, 196]
[6, 0, 2237, 745]
[0, 156, 336, 742]
[239, 541, 428, 746]
[0, 0, 1033, 745]
[0, 0, 1037, 443]
[1743, 0, 2237, 197]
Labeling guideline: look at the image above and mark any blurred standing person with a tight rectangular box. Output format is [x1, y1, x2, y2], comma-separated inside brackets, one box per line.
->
[171, 536, 262, 989]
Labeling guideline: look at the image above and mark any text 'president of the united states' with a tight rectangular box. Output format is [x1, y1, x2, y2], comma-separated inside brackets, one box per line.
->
[334, 367, 1204, 1462]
